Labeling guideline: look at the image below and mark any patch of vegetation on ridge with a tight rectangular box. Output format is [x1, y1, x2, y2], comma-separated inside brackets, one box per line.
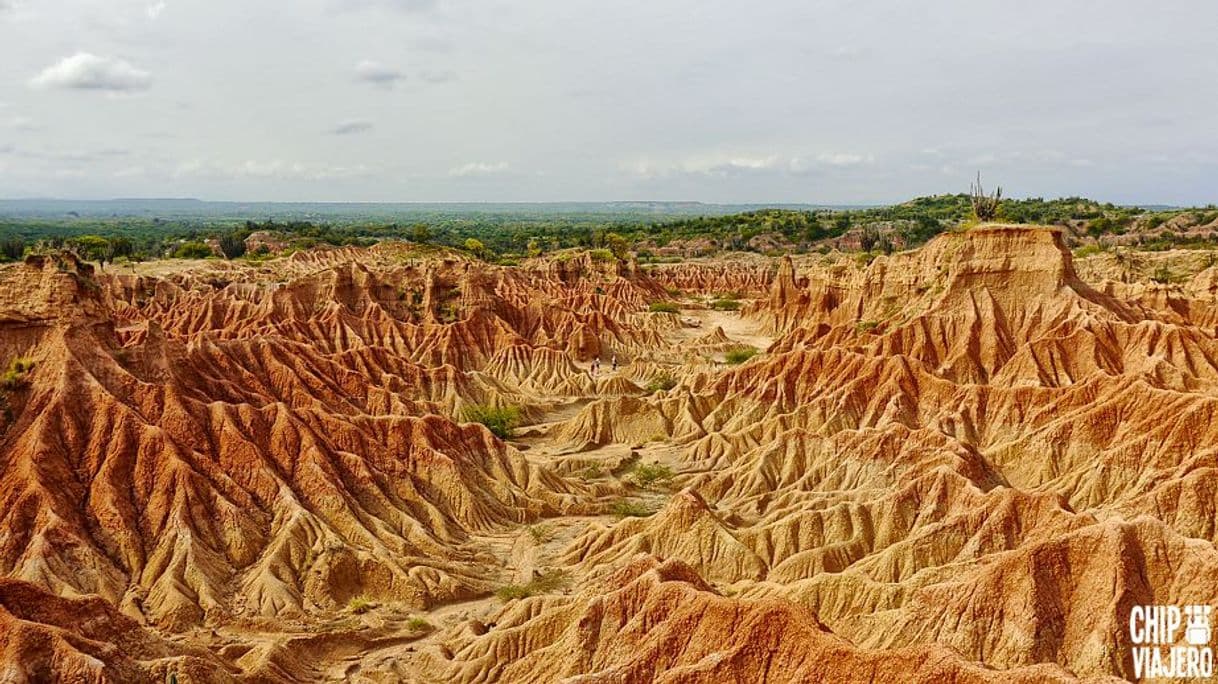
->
[629, 462, 675, 488]
[0, 357, 34, 391]
[494, 569, 570, 602]
[644, 372, 678, 393]
[461, 404, 522, 439]
[609, 498, 657, 518]
[724, 347, 758, 364]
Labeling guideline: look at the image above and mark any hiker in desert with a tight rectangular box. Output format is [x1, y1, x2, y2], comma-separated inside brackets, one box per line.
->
[590, 357, 600, 377]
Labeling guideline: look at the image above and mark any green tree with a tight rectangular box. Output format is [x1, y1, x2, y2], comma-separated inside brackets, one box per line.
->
[410, 224, 432, 243]
[0, 237, 24, 262]
[526, 238, 542, 258]
[859, 225, 881, 252]
[70, 235, 112, 267]
[218, 232, 247, 259]
[174, 241, 213, 259]
[604, 232, 630, 260]
[464, 238, 489, 260]
[108, 236, 134, 261]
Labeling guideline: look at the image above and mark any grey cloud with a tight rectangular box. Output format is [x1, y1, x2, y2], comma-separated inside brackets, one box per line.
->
[329, 119, 373, 135]
[1, 0, 1216, 204]
[353, 60, 404, 87]
[449, 161, 509, 177]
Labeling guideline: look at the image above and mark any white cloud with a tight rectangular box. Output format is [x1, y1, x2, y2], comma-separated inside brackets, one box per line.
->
[329, 118, 373, 135]
[29, 53, 152, 92]
[449, 161, 509, 177]
[354, 60, 404, 87]
[146, 1, 166, 19]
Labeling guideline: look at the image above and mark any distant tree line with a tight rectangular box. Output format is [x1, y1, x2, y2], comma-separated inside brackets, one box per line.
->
[1, 193, 1213, 266]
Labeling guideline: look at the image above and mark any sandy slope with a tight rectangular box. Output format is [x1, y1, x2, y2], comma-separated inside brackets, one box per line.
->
[0, 229, 1214, 682]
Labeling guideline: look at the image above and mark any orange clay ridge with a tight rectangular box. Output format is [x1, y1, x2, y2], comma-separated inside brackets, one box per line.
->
[1, 225, 1217, 683]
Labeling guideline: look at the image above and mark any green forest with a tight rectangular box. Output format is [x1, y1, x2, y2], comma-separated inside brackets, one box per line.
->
[1, 194, 1215, 266]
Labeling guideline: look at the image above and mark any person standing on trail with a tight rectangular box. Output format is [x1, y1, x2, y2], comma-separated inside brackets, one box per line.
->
[611, 354, 618, 372]
[590, 358, 599, 377]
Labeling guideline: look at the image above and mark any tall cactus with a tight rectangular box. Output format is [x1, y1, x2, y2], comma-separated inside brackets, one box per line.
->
[970, 172, 1002, 221]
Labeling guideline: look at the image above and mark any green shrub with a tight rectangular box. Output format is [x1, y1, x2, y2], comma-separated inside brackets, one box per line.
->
[648, 301, 680, 314]
[526, 524, 554, 543]
[1151, 264, 1178, 284]
[630, 462, 674, 487]
[173, 242, 213, 259]
[710, 298, 741, 311]
[461, 404, 522, 439]
[0, 357, 34, 390]
[217, 232, 247, 259]
[610, 499, 656, 518]
[1074, 244, 1104, 258]
[494, 570, 569, 602]
[589, 248, 615, 262]
[855, 320, 879, 334]
[347, 596, 373, 614]
[406, 617, 432, 631]
[724, 347, 757, 364]
[644, 372, 677, 393]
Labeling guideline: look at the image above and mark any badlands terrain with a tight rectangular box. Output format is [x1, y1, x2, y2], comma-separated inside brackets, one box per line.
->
[2, 224, 1218, 682]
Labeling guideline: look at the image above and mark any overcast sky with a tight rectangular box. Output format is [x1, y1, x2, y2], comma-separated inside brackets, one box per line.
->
[1, 0, 1215, 204]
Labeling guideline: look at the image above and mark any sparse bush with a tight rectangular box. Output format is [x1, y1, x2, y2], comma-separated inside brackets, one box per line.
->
[610, 499, 656, 518]
[855, 320, 879, 334]
[724, 347, 757, 364]
[710, 298, 741, 311]
[645, 372, 677, 393]
[630, 462, 674, 487]
[648, 302, 680, 314]
[0, 357, 34, 390]
[1074, 244, 1103, 258]
[406, 617, 432, 632]
[494, 570, 569, 602]
[461, 404, 522, 439]
[526, 524, 554, 543]
[1151, 264, 1177, 284]
[347, 596, 373, 614]
[578, 466, 604, 481]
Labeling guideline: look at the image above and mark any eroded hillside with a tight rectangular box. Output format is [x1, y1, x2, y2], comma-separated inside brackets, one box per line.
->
[0, 227, 1215, 682]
